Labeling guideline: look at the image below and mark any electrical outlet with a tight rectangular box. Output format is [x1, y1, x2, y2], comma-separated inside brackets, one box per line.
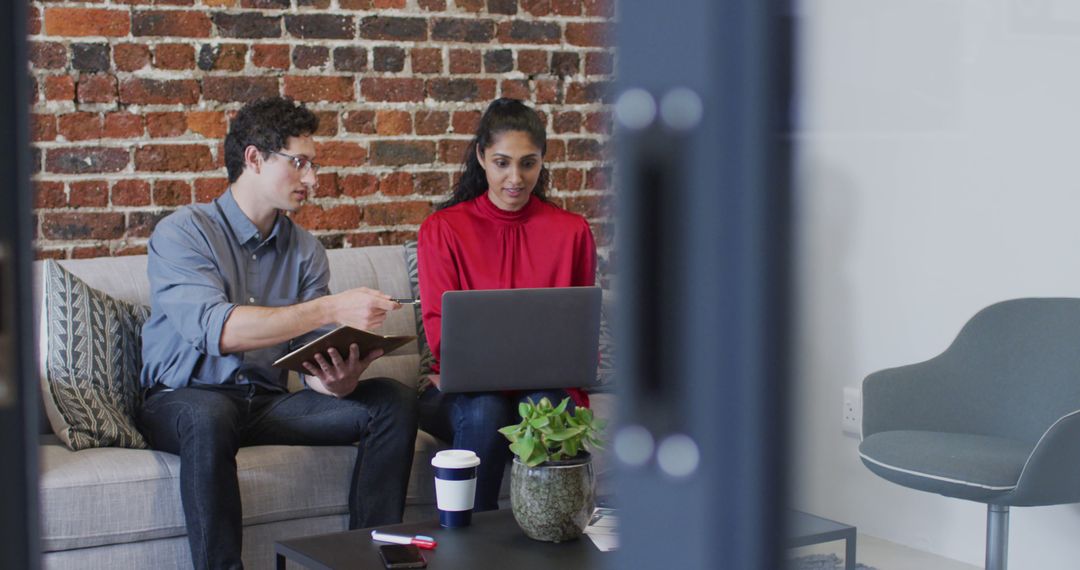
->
[842, 387, 862, 436]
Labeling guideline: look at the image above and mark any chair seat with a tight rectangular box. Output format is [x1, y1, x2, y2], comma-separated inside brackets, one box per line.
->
[859, 430, 1033, 503]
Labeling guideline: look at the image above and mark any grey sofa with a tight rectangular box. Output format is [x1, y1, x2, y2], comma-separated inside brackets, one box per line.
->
[34, 244, 615, 569]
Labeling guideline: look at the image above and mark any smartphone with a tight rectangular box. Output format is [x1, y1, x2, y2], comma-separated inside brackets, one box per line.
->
[378, 544, 427, 569]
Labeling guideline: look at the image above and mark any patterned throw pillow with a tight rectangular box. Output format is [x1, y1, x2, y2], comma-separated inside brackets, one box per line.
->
[403, 241, 436, 387]
[41, 260, 151, 450]
[591, 253, 616, 393]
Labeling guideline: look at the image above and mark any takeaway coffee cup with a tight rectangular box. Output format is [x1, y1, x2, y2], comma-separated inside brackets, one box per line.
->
[431, 449, 482, 527]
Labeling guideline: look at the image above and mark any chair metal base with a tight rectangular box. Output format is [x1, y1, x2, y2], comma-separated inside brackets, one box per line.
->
[986, 504, 1009, 570]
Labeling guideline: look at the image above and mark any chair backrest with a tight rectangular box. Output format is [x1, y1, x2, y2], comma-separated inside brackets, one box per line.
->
[929, 298, 1080, 442]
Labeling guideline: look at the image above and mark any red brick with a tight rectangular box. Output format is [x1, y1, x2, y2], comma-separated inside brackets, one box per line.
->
[361, 78, 425, 102]
[374, 0, 406, 7]
[72, 246, 111, 259]
[199, 44, 247, 71]
[585, 166, 610, 190]
[550, 167, 582, 191]
[521, 0, 551, 16]
[363, 201, 431, 225]
[428, 78, 496, 102]
[29, 6, 41, 35]
[34, 181, 66, 209]
[32, 114, 57, 142]
[449, 49, 481, 74]
[116, 245, 149, 256]
[451, 111, 481, 135]
[36, 249, 67, 261]
[343, 111, 376, 134]
[359, 16, 427, 41]
[291, 204, 362, 230]
[154, 43, 195, 69]
[285, 14, 355, 40]
[187, 111, 227, 139]
[411, 48, 442, 74]
[104, 112, 145, 138]
[584, 111, 610, 135]
[44, 76, 75, 101]
[340, 0, 374, 8]
[371, 141, 436, 166]
[76, 75, 118, 104]
[415, 111, 449, 135]
[45, 8, 129, 37]
[126, 211, 171, 238]
[380, 172, 413, 196]
[455, 0, 484, 12]
[145, 112, 186, 137]
[517, 49, 547, 74]
[375, 110, 412, 136]
[313, 111, 339, 136]
[203, 77, 279, 102]
[58, 113, 102, 142]
[315, 142, 367, 167]
[120, 78, 200, 105]
[438, 139, 470, 164]
[416, 172, 450, 196]
[496, 21, 561, 44]
[546, 139, 566, 162]
[194, 177, 228, 202]
[551, 0, 581, 15]
[566, 22, 609, 47]
[562, 194, 606, 218]
[69, 180, 110, 208]
[42, 213, 126, 240]
[292, 45, 329, 69]
[114, 43, 151, 71]
[284, 75, 354, 102]
[313, 172, 339, 197]
[535, 79, 560, 103]
[153, 179, 192, 206]
[135, 144, 215, 172]
[341, 174, 379, 197]
[46, 147, 129, 174]
[253, 44, 290, 69]
[112, 179, 152, 206]
[30, 42, 67, 70]
[500, 79, 531, 101]
[345, 230, 417, 247]
[133, 10, 211, 37]
[582, 0, 611, 17]
[418, 0, 446, 10]
[553, 111, 582, 134]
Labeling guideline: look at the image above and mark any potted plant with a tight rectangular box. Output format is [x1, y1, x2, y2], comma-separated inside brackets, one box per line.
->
[498, 397, 606, 542]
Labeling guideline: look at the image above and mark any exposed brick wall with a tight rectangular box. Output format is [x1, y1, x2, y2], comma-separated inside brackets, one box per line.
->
[28, 0, 614, 260]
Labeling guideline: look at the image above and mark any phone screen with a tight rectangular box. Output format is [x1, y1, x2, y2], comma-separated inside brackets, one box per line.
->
[378, 544, 426, 568]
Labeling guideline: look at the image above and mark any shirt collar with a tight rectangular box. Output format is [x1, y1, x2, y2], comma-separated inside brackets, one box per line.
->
[218, 188, 288, 249]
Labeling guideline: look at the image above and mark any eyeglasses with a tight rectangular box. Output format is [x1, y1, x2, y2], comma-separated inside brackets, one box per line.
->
[266, 150, 320, 175]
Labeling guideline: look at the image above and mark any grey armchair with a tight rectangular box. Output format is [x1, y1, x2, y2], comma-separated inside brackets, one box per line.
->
[858, 298, 1080, 570]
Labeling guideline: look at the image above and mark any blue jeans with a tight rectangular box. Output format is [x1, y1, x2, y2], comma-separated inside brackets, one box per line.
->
[418, 387, 573, 512]
[137, 379, 417, 570]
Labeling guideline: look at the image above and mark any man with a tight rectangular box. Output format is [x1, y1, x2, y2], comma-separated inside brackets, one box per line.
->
[137, 97, 417, 570]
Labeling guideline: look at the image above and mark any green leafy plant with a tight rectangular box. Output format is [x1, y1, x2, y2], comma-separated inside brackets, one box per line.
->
[498, 397, 606, 467]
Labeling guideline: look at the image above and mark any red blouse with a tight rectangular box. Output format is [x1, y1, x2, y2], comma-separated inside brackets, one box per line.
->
[417, 192, 597, 407]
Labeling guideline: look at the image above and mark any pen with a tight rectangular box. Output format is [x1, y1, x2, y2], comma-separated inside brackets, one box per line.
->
[391, 298, 418, 305]
[371, 530, 438, 549]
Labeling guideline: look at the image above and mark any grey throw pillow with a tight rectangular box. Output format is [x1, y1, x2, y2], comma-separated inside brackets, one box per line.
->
[41, 260, 150, 450]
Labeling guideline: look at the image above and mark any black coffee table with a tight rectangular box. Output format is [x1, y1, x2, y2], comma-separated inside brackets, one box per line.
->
[787, 510, 856, 570]
[274, 509, 608, 569]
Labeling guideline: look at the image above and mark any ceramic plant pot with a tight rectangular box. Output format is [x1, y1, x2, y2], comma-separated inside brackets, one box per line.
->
[510, 453, 595, 542]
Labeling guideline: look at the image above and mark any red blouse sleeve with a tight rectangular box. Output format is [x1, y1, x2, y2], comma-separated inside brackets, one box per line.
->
[573, 218, 598, 287]
[417, 216, 459, 372]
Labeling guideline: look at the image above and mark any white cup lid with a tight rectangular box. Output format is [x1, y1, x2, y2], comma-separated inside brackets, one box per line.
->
[431, 449, 481, 469]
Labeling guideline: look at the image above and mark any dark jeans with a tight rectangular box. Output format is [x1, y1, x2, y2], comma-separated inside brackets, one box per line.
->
[137, 379, 417, 570]
[417, 387, 572, 512]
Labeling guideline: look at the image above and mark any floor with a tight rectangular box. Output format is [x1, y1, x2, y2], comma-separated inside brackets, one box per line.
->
[790, 534, 981, 570]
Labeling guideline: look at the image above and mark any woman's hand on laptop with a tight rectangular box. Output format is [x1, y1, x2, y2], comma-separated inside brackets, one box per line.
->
[330, 287, 402, 331]
[303, 344, 384, 398]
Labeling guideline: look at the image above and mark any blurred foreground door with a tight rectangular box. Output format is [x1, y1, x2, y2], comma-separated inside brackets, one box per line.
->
[0, 0, 42, 568]
[612, 1, 792, 568]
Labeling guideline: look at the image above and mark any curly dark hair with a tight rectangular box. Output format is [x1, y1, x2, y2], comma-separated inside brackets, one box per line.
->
[224, 97, 320, 183]
[438, 98, 550, 211]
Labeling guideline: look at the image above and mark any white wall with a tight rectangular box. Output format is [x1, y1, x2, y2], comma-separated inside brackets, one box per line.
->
[793, 0, 1080, 566]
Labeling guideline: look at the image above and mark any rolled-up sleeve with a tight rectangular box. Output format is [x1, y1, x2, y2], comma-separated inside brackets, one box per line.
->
[291, 244, 333, 348]
[147, 218, 236, 357]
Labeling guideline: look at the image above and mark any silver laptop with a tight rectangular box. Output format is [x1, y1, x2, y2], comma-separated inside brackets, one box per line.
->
[438, 287, 602, 393]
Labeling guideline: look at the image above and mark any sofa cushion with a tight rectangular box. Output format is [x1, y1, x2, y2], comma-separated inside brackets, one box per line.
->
[403, 241, 436, 386]
[41, 260, 150, 450]
[39, 438, 358, 551]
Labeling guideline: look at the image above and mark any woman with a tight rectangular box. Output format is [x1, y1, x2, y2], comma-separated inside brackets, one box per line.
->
[417, 98, 597, 511]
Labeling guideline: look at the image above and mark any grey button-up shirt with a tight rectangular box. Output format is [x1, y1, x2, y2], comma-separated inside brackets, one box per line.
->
[140, 189, 331, 391]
